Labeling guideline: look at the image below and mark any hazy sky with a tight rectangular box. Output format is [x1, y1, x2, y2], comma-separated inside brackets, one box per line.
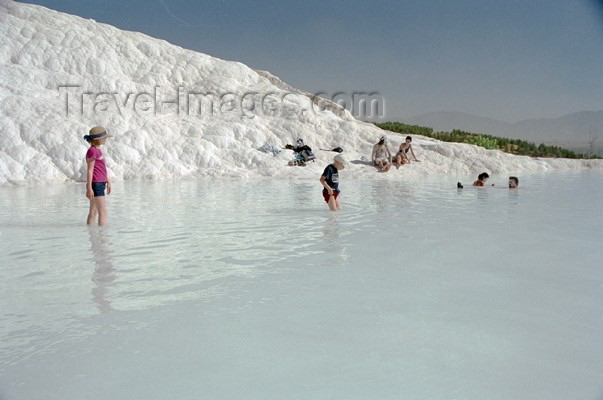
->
[21, 0, 603, 122]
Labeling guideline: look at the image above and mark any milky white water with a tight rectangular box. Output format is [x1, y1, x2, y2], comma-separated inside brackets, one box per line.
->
[1, 171, 602, 400]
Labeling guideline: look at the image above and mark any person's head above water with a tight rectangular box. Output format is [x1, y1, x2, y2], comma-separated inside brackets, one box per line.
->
[478, 172, 489, 181]
[508, 176, 519, 188]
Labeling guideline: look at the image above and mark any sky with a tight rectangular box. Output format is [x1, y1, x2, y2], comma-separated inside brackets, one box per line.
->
[18, 0, 603, 122]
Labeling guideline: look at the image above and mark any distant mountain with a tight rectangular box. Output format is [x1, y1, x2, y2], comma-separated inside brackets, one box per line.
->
[405, 111, 603, 149]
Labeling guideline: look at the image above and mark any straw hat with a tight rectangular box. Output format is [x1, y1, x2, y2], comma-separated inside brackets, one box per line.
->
[84, 126, 112, 142]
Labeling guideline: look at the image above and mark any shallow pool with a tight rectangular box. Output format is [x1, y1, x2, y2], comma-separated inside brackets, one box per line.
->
[1, 171, 602, 400]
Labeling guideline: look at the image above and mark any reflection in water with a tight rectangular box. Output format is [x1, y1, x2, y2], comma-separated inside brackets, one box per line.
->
[322, 214, 340, 242]
[320, 214, 350, 266]
[507, 187, 519, 203]
[88, 227, 117, 313]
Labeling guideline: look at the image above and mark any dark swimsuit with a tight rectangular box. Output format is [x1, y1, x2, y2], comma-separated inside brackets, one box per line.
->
[397, 145, 410, 157]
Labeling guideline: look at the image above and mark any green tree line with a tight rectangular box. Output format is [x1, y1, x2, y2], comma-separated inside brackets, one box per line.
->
[375, 121, 599, 159]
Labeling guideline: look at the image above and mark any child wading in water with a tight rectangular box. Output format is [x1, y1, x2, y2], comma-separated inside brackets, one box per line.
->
[320, 154, 347, 211]
[84, 126, 112, 225]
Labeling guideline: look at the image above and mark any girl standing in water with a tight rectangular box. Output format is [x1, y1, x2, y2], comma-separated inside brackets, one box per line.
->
[84, 126, 112, 226]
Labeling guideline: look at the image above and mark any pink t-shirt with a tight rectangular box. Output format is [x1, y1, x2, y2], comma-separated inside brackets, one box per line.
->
[86, 146, 108, 183]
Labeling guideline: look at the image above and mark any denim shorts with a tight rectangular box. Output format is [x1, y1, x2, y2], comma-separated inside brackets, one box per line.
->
[92, 182, 106, 197]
